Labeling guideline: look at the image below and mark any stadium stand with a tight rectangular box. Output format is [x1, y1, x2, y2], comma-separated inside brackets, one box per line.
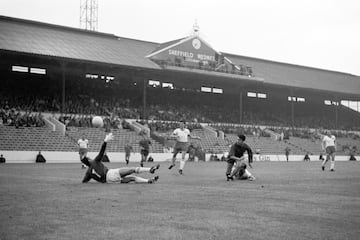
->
[1, 16, 360, 158]
[0, 125, 75, 151]
[65, 127, 164, 153]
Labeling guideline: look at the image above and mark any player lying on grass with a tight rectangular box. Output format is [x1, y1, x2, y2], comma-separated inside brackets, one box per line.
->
[228, 159, 256, 181]
[225, 134, 254, 181]
[80, 133, 160, 184]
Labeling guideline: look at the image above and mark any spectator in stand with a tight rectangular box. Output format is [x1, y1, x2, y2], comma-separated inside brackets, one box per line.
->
[36, 151, 46, 163]
[285, 147, 290, 162]
[304, 152, 310, 161]
[280, 131, 284, 141]
[0, 154, 6, 163]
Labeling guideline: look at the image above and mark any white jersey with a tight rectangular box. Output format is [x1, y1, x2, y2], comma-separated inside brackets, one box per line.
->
[322, 135, 336, 148]
[78, 139, 89, 149]
[173, 128, 190, 143]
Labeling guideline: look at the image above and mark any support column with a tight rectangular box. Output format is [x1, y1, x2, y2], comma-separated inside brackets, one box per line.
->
[239, 91, 243, 124]
[142, 78, 147, 120]
[61, 62, 66, 114]
[335, 98, 339, 129]
[290, 89, 295, 129]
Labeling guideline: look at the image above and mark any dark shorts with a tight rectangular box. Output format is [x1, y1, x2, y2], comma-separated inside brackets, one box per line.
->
[125, 152, 130, 157]
[79, 148, 88, 155]
[141, 149, 149, 157]
[326, 146, 336, 154]
[173, 142, 189, 154]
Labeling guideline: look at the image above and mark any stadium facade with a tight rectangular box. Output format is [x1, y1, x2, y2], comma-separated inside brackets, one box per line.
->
[1, 15, 360, 130]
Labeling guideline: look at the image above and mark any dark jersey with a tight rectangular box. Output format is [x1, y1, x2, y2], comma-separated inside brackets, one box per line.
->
[124, 145, 133, 154]
[81, 142, 109, 183]
[139, 139, 151, 150]
[228, 142, 253, 163]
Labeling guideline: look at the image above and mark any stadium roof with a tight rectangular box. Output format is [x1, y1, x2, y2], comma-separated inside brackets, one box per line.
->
[0, 15, 160, 69]
[0, 15, 359, 95]
[225, 53, 360, 95]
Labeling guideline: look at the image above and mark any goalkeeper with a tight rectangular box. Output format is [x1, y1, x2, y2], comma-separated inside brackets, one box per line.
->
[81, 133, 160, 184]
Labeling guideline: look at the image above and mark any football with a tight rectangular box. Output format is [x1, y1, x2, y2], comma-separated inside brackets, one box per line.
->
[92, 116, 104, 128]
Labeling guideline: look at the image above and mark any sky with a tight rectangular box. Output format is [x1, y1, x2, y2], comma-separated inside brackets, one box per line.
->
[0, 0, 359, 75]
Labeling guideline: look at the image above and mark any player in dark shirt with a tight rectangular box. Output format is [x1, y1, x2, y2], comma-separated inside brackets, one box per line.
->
[81, 133, 160, 184]
[139, 132, 152, 167]
[124, 143, 133, 165]
[225, 134, 255, 181]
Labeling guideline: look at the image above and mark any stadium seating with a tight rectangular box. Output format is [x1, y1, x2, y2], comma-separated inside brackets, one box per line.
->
[0, 125, 75, 151]
[65, 127, 164, 153]
[224, 134, 298, 155]
[1, 85, 359, 155]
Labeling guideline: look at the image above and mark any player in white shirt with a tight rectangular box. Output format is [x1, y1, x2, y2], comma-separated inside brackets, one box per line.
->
[78, 135, 89, 169]
[168, 121, 200, 174]
[321, 132, 336, 171]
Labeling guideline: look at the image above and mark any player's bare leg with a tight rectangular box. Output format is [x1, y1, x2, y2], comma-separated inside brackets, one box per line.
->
[121, 175, 159, 184]
[229, 162, 247, 178]
[226, 160, 235, 181]
[80, 153, 87, 169]
[118, 165, 160, 176]
[140, 154, 147, 167]
[118, 165, 160, 183]
[169, 152, 178, 169]
[179, 151, 187, 175]
[239, 169, 256, 181]
[330, 153, 335, 171]
[322, 154, 329, 171]
[125, 154, 130, 165]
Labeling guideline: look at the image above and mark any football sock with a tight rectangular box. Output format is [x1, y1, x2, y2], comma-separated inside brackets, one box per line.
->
[179, 159, 185, 170]
[330, 161, 335, 170]
[135, 167, 151, 173]
[133, 176, 149, 183]
[245, 169, 252, 177]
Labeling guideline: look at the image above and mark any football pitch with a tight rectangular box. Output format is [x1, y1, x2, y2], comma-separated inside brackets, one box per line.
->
[0, 161, 359, 240]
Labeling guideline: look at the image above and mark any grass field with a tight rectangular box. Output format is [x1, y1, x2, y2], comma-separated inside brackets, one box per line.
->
[0, 161, 360, 240]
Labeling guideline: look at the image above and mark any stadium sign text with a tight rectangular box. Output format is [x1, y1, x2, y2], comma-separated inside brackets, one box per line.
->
[169, 49, 215, 62]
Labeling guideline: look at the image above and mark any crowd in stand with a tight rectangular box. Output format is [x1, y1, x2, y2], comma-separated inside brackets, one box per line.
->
[146, 104, 210, 123]
[210, 123, 271, 137]
[270, 127, 360, 141]
[1, 95, 60, 113]
[0, 108, 45, 127]
[59, 115, 131, 130]
[1, 91, 360, 134]
[137, 120, 202, 132]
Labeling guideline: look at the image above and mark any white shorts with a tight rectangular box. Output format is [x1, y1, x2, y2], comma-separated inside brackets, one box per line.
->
[106, 168, 122, 183]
